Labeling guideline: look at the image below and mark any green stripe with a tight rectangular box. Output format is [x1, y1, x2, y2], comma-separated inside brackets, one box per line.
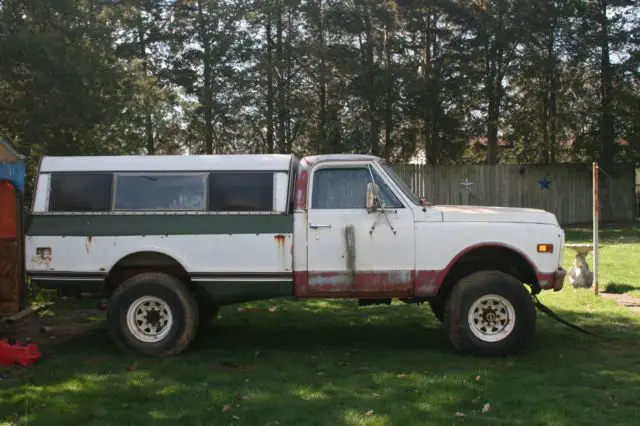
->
[27, 214, 294, 236]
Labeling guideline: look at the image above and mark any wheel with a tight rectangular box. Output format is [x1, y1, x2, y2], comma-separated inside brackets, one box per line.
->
[443, 270, 536, 357]
[107, 272, 199, 357]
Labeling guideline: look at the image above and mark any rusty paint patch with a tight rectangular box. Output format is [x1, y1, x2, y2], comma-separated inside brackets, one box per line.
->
[31, 247, 52, 268]
[294, 269, 448, 299]
[414, 270, 439, 297]
[344, 225, 356, 273]
[85, 236, 93, 254]
[293, 162, 309, 210]
[308, 270, 413, 293]
[274, 234, 287, 269]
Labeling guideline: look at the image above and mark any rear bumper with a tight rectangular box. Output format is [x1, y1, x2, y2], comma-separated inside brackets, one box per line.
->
[537, 267, 566, 292]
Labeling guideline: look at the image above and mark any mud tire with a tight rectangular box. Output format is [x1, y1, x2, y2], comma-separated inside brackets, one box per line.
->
[107, 272, 199, 357]
[444, 270, 536, 357]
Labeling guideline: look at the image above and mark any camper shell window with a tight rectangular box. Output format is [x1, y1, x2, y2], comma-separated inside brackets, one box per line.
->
[208, 172, 274, 212]
[114, 174, 206, 211]
[49, 173, 113, 212]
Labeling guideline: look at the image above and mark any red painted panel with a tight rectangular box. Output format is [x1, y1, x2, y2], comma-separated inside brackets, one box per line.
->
[0, 241, 19, 316]
[0, 181, 19, 316]
[0, 181, 17, 239]
[294, 270, 416, 298]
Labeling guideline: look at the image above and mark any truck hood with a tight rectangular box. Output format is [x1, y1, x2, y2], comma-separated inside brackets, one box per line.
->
[435, 205, 559, 225]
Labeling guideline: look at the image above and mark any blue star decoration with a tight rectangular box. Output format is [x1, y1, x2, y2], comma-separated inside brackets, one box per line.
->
[538, 176, 552, 190]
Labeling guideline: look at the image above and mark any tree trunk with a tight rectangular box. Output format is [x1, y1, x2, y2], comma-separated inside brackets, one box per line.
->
[360, 1, 379, 156]
[266, 9, 275, 154]
[485, 40, 499, 165]
[285, 8, 294, 153]
[275, 0, 286, 153]
[383, 24, 393, 160]
[197, 0, 213, 154]
[137, 13, 154, 155]
[316, 0, 327, 154]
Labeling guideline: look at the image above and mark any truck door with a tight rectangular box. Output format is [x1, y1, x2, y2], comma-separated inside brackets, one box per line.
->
[305, 161, 415, 297]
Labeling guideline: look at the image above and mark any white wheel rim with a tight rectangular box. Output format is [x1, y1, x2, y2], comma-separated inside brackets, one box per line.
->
[126, 296, 174, 343]
[467, 294, 516, 342]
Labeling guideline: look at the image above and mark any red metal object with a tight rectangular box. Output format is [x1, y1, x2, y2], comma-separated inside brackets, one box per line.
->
[0, 338, 41, 366]
[537, 267, 566, 292]
[0, 180, 20, 316]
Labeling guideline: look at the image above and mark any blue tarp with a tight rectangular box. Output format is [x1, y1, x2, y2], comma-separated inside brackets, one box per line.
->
[0, 138, 25, 192]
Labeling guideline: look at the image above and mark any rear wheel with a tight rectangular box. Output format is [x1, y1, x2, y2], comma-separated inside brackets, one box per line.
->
[107, 272, 199, 357]
[443, 270, 536, 357]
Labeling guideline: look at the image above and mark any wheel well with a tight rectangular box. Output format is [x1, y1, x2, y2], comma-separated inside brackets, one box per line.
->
[104, 252, 191, 297]
[435, 246, 539, 303]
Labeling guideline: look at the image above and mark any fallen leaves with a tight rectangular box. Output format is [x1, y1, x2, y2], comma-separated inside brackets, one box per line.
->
[222, 404, 233, 412]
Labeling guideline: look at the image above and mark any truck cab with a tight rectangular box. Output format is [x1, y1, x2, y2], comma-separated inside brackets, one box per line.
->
[25, 153, 566, 358]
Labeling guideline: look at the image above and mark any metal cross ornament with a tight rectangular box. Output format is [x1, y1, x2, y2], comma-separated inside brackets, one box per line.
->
[460, 178, 474, 193]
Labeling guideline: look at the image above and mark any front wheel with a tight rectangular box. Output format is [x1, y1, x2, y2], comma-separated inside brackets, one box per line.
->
[107, 272, 199, 357]
[444, 270, 536, 357]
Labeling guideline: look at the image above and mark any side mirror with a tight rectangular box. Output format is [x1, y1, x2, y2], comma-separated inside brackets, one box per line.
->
[366, 182, 381, 213]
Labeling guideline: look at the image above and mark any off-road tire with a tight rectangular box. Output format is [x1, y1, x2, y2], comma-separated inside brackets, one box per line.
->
[443, 270, 536, 357]
[107, 272, 199, 357]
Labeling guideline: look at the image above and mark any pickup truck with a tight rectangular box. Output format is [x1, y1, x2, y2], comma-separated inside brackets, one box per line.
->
[25, 153, 566, 357]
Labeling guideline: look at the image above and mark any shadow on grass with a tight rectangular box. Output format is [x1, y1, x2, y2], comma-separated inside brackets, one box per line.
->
[1, 299, 639, 426]
[604, 282, 637, 295]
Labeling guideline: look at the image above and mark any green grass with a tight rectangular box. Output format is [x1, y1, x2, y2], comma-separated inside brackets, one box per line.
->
[1, 225, 639, 426]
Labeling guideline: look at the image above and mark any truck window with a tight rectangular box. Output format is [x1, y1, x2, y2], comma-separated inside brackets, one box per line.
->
[49, 173, 113, 212]
[311, 167, 402, 209]
[208, 172, 274, 212]
[114, 174, 206, 211]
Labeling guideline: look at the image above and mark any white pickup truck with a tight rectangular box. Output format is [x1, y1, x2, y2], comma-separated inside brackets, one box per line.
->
[24, 153, 566, 357]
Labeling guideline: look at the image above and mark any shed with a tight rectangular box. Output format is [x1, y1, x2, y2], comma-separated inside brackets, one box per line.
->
[0, 138, 27, 317]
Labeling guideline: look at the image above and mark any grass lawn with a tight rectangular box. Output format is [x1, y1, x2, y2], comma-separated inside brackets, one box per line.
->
[1, 225, 639, 426]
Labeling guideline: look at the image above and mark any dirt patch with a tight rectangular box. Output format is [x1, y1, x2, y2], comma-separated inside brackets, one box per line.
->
[601, 292, 640, 314]
[1, 305, 106, 347]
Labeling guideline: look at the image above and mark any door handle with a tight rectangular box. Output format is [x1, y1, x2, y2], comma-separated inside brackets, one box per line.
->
[309, 223, 332, 229]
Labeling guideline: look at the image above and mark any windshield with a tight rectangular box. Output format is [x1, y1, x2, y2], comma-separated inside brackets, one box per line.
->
[380, 162, 422, 206]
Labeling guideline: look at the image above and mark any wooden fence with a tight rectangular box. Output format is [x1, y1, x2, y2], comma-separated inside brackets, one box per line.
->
[390, 163, 637, 225]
